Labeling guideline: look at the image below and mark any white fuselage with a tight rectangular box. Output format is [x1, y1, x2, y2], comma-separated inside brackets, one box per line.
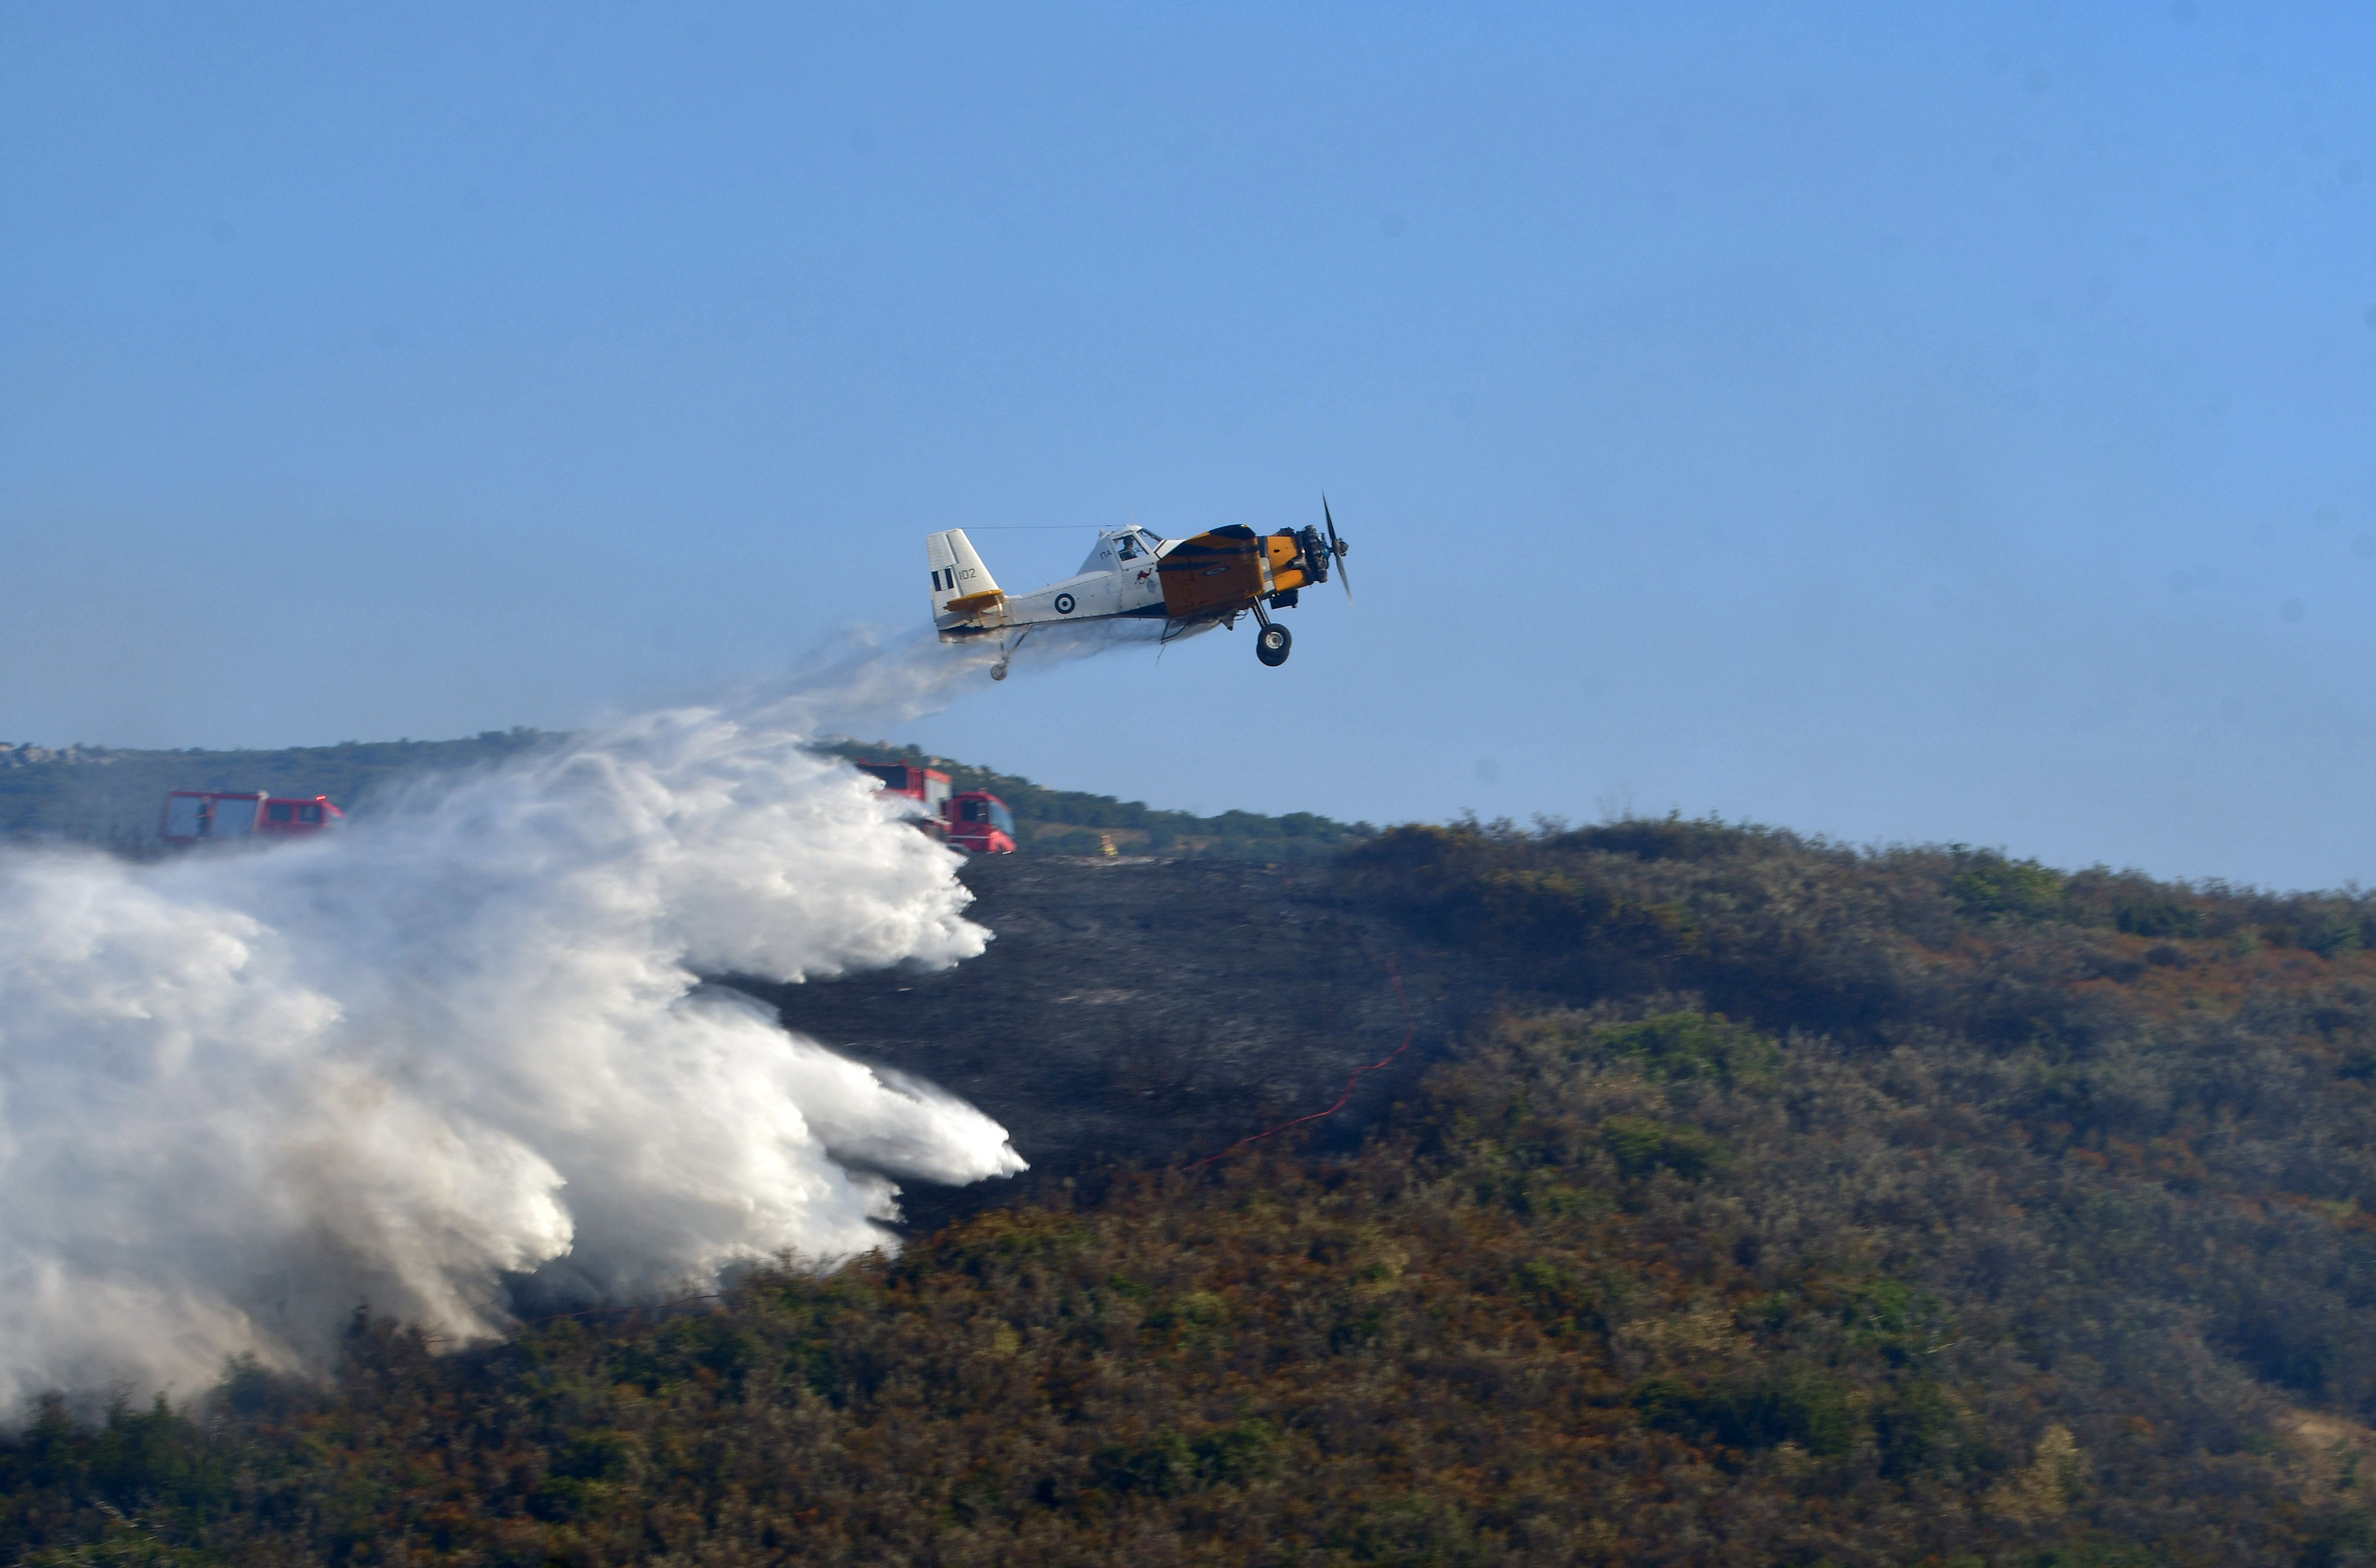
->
[997, 529, 1169, 626]
[930, 527, 1173, 639]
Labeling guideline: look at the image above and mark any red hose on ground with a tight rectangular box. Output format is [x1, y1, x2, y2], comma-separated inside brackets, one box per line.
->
[1192, 957, 1415, 1167]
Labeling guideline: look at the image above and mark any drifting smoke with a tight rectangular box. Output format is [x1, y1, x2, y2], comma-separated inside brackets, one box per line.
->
[0, 634, 1037, 1409]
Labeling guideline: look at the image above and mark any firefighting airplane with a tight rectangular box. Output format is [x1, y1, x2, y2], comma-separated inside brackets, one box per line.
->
[928, 500, 1353, 678]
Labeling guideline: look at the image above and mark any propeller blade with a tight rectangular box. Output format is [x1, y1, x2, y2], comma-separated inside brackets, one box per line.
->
[1322, 494, 1352, 604]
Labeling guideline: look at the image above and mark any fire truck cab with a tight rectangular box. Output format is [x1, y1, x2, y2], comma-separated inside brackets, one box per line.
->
[855, 761, 1017, 854]
[161, 791, 344, 845]
[946, 791, 1018, 855]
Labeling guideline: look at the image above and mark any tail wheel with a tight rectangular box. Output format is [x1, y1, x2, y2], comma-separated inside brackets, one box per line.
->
[1255, 623, 1292, 667]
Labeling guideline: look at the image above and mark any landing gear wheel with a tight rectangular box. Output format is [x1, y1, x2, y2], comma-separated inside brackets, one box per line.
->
[991, 661, 1009, 682]
[1255, 623, 1292, 667]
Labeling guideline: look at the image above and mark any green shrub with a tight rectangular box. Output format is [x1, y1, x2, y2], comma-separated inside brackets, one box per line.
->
[1595, 1011, 1778, 1085]
[1601, 1116, 1729, 1179]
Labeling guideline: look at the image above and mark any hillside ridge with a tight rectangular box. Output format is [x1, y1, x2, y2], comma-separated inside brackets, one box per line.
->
[0, 731, 1372, 861]
[14, 790, 2376, 1561]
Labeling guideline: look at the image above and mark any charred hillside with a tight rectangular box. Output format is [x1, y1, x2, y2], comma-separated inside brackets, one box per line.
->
[734, 854, 1473, 1232]
[18, 816, 2376, 1564]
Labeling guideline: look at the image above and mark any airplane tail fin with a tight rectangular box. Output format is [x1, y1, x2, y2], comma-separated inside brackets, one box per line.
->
[927, 528, 1005, 638]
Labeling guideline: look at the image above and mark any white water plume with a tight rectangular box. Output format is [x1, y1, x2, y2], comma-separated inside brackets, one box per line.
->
[0, 634, 1034, 1409]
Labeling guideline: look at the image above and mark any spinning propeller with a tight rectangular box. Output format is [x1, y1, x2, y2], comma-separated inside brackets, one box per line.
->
[1321, 495, 1353, 605]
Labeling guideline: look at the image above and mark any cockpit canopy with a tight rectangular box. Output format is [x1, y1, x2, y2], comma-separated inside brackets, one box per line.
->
[1081, 527, 1165, 573]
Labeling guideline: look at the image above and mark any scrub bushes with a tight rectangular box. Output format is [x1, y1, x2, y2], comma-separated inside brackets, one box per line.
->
[13, 816, 2376, 1563]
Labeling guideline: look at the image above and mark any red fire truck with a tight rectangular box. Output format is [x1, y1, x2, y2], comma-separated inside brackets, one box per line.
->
[160, 791, 344, 845]
[855, 761, 1017, 854]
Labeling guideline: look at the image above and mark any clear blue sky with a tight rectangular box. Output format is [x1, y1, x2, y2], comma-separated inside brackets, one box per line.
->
[5, 3, 2375, 887]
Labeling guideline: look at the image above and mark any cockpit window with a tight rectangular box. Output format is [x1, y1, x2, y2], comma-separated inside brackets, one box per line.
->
[1115, 535, 1140, 560]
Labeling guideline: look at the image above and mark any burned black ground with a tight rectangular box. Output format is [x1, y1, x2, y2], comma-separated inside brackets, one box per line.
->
[731, 853, 1473, 1234]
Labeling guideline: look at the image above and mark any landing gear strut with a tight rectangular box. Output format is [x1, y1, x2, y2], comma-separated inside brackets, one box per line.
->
[1251, 603, 1292, 667]
[991, 626, 1031, 681]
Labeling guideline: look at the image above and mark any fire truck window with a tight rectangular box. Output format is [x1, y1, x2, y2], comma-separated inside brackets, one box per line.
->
[299, 804, 322, 823]
[267, 803, 294, 823]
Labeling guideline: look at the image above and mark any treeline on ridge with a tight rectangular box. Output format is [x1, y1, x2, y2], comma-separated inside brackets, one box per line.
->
[817, 738, 1375, 859]
[0, 732, 1369, 863]
[0, 732, 551, 854]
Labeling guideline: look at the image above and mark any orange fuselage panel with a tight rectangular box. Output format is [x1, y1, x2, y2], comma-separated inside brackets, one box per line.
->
[1158, 527, 1263, 618]
[1156, 528, 1307, 619]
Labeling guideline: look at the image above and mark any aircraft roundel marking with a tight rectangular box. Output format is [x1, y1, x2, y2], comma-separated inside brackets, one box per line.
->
[1054, 592, 1076, 615]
